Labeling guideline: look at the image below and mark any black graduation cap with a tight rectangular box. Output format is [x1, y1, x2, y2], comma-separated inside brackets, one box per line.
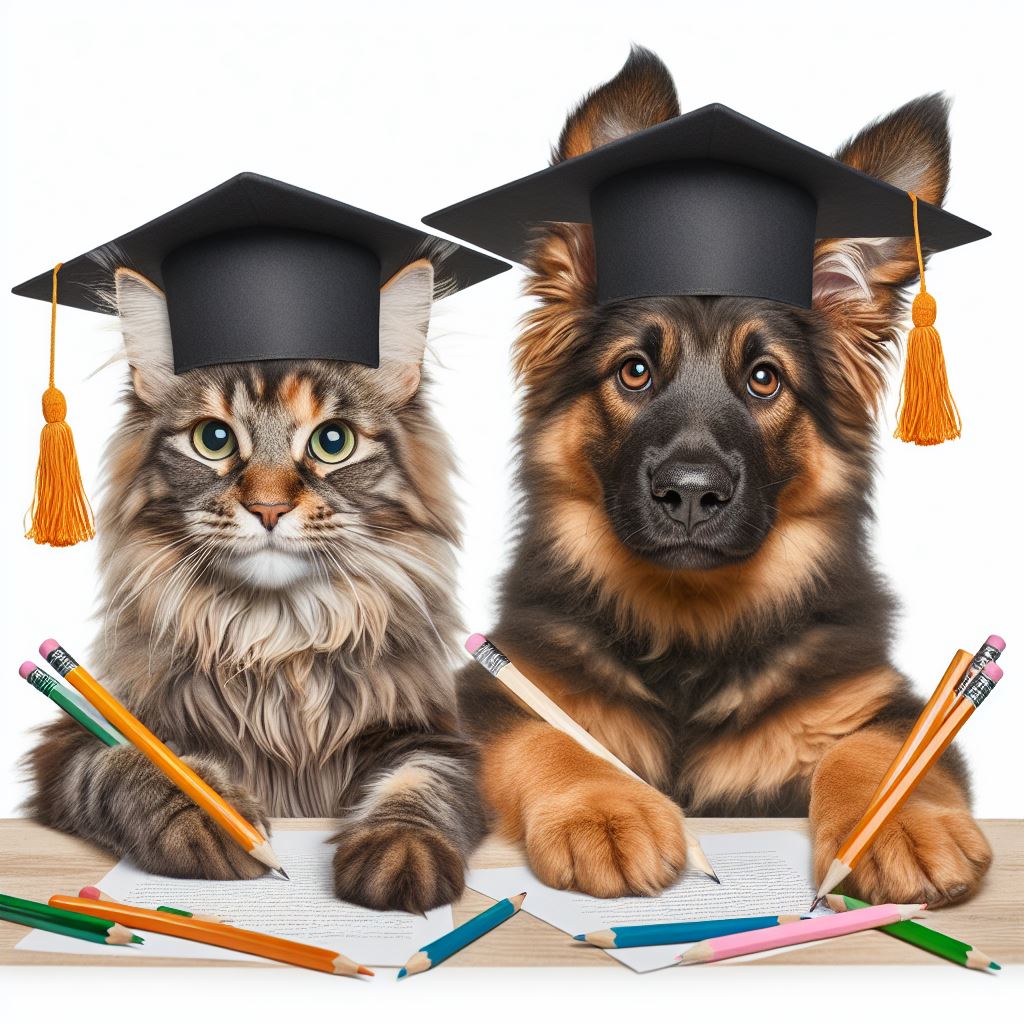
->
[12, 171, 510, 372]
[423, 103, 989, 309]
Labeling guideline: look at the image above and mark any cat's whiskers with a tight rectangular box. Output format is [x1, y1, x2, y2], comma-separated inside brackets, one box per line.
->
[102, 532, 197, 649]
[147, 540, 219, 676]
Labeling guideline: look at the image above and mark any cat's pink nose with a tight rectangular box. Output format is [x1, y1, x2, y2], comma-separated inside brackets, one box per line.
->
[244, 502, 294, 531]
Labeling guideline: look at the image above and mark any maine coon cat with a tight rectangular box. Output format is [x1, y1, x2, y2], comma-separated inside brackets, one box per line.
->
[28, 257, 485, 912]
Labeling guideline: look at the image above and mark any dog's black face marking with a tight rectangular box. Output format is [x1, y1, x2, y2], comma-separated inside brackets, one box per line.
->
[563, 296, 835, 570]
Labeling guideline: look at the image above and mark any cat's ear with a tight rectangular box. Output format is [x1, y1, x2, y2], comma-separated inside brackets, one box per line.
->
[114, 268, 175, 404]
[377, 258, 434, 403]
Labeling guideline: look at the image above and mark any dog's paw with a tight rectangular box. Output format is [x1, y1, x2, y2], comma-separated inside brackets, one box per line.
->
[104, 747, 271, 880]
[331, 822, 466, 913]
[523, 775, 687, 897]
[810, 729, 991, 907]
[813, 799, 991, 907]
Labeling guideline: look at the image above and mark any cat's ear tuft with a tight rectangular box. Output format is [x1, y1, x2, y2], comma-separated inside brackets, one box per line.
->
[114, 268, 175, 403]
[378, 258, 434, 402]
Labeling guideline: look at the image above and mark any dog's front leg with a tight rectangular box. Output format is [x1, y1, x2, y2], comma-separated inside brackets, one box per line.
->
[481, 718, 688, 897]
[809, 727, 992, 907]
[330, 734, 486, 913]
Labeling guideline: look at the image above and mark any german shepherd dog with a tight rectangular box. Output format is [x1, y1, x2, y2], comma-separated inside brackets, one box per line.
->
[457, 48, 992, 907]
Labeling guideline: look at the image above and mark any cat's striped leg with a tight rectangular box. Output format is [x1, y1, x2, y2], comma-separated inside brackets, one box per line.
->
[330, 733, 486, 913]
[27, 717, 270, 879]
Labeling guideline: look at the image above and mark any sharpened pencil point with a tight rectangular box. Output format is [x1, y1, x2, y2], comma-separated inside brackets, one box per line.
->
[990, 962, 1001, 971]
[808, 895, 825, 912]
[357, 965, 374, 976]
[397, 967, 407, 979]
[573, 934, 585, 941]
[271, 867, 290, 881]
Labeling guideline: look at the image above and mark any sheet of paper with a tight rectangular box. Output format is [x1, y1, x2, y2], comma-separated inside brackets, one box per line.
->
[467, 830, 831, 972]
[16, 829, 452, 966]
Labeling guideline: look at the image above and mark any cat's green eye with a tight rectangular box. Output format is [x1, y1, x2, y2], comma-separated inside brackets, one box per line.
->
[308, 420, 356, 465]
[191, 419, 237, 461]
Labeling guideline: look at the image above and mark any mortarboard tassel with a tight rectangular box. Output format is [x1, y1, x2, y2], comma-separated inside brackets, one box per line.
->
[25, 263, 95, 547]
[893, 192, 962, 446]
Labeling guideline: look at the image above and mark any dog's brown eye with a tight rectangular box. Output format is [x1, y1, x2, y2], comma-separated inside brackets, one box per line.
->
[618, 358, 652, 391]
[747, 364, 781, 400]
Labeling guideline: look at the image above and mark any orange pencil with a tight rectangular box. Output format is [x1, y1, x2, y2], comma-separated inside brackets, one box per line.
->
[50, 895, 372, 976]
[41, 640, 285, 878]
[861, 649, 972, 814]
[863, 637, 1004, 815]
[814, 661, 1004, 902]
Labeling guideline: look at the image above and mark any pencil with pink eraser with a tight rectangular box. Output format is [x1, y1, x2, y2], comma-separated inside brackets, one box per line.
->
[465, 632, 719, 883]
[79, 886, 229, 924]
[677, 902, 928, 965]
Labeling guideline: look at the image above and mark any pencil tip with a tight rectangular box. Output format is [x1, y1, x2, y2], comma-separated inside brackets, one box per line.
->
[358, 966, 375, 977]
[397, 967, 407, 979]
[272, 867, 290, 881]
[808, 896, 824, 913]
[573, 934, 585, 941]
[990, 962, 1001, 971]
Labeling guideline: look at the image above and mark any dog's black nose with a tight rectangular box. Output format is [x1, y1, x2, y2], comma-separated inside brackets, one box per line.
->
[650, 462, 734, 533]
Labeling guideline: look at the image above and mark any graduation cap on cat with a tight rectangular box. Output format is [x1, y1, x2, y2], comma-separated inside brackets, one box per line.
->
[424, 47, 989, 448]
[12, 171, 509, 548]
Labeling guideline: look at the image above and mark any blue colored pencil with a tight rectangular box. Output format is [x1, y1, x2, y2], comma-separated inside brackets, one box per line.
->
[575, 913, 809, 948]
[398, 893, 526, 977]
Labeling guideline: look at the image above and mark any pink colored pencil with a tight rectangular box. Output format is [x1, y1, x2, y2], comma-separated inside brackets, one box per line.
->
[677, 903, 926, 965]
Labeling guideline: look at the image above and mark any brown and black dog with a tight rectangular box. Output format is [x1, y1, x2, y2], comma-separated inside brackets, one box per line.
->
[457, 48, 992, 907]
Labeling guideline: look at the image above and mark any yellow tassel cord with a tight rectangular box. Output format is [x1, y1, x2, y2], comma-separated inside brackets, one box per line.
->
[893, 192, 962, 445]
[25, 263, 95, 546]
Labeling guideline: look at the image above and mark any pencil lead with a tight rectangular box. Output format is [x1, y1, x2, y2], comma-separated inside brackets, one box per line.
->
[808, 895, 825, 913]
[357, 965, 375, 976]
[271, 866, 290, 881]
[397, 967, 408, 979]
[990, 962, 1001, 971]
[573, 934, 585, 941]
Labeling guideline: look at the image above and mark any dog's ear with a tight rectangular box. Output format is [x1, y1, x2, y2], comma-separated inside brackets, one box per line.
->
[555, 45, 679, 162]
[516, 48, 678, 394]
[811, 94, 952, 412]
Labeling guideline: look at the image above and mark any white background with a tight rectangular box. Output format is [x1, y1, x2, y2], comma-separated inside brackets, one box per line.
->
[1, 0, 1021, 1017]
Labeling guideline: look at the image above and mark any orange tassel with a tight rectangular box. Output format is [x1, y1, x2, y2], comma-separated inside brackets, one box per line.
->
[893, 192, 962, 446]
[25, 263, 95, 547]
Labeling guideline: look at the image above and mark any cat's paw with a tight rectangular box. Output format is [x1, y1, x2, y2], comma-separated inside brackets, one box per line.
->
[100, 745, 271, 881]
[331, 822, 466, 913]
[813, 799, 991, 907]
[523, 776, 688, 897]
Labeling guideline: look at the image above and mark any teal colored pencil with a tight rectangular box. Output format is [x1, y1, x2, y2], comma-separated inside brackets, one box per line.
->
[825, 894, 1000, 971]
[18, 662, 128, 747]
[576, 913, 809, 948]
[398, 893, 526, 977]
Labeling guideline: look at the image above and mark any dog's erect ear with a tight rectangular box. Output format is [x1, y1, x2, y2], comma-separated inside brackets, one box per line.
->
[517, 48, 678, 395]
[115, 268, 175, 404]
[811, 94, 952, 412]
[378, 258, 434, 403]
[556, 46, 680, 163]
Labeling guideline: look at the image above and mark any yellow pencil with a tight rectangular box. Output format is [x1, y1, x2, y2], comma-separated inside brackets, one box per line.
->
[42, 640, 286, 878]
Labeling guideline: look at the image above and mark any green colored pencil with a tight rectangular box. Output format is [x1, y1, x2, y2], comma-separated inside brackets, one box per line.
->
[826, 894, 999, 971]
[1, 893, 141, 945]
[157, 904, 229, 923]
[1, 907, 142, 945]
[17, 662, 127, 747]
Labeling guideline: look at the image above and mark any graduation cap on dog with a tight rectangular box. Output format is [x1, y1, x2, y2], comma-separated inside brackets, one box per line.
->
[12, 172, 509, 547]
[424, 87, 990, 448]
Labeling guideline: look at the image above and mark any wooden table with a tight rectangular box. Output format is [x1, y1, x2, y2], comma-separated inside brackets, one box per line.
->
[1, 818, 1020, 968]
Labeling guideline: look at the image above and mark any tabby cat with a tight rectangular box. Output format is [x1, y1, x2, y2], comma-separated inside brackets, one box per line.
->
[28, 257, 485, 913]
